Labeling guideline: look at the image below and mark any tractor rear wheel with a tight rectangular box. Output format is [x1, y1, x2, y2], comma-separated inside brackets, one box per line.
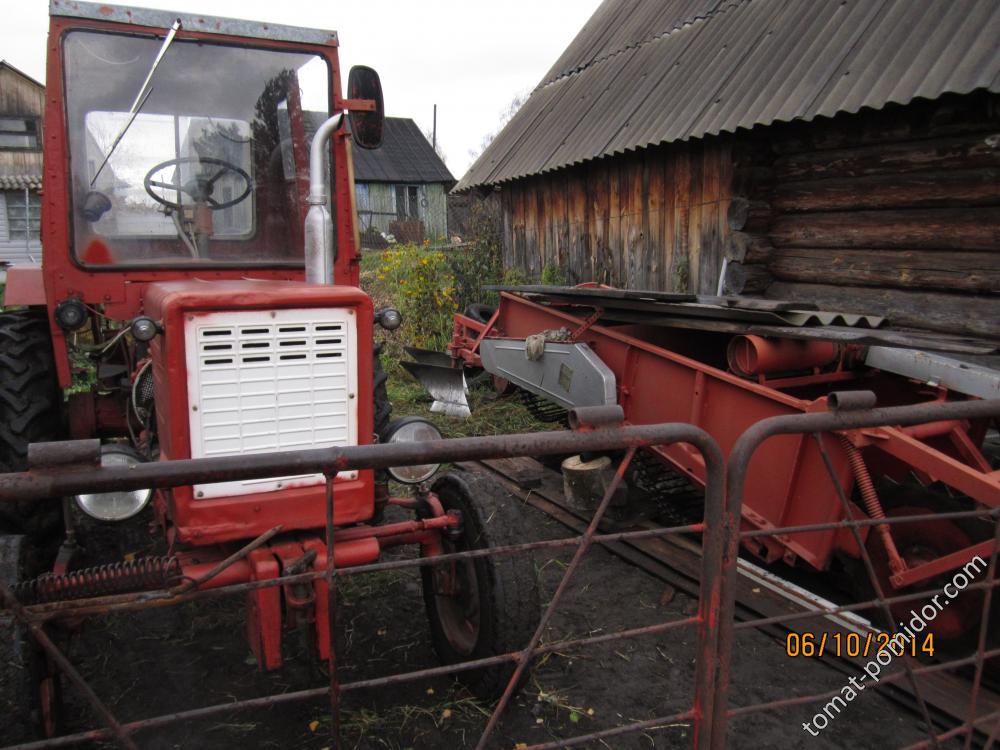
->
[0, 535, 44, 742]
[0, 309, 64, 536]
[422, 470, 541, 699]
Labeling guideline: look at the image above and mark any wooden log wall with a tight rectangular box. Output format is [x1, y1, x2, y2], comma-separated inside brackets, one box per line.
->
[501, 136, 734, 294]
[498, 92, 998, 339]
[759, 93, 1000, 339]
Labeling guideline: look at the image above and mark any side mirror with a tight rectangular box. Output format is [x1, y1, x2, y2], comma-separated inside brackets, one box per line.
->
[347, 66, 384, 150]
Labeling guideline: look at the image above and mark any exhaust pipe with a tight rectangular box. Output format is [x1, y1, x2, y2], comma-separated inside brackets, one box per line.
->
[304, 114, 344, 285]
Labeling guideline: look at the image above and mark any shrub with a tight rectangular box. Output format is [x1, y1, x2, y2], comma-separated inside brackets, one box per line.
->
[369, 244, 458, 355]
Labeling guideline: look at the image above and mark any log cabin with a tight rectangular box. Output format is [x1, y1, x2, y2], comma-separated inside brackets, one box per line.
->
[455, 0, 1000, 341]
[0, 60, 44, 268]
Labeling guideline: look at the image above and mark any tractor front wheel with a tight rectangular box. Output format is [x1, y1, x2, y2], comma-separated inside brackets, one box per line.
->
[0, 309, 64, 536]
[422, 470, 541, 698]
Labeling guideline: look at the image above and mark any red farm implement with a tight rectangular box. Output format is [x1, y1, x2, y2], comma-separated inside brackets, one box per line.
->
[407, 285, 1000, 641]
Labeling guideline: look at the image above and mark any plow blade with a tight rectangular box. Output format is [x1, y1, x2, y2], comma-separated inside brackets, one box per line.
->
[400, 354, 470, 418]
[403, 346, 456, 369]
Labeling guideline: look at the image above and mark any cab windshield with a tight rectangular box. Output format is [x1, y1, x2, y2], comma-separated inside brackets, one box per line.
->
[63, 30, 330, 267]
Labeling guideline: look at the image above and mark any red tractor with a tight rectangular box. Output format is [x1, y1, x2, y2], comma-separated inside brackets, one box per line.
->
[0, 2, 539, 739]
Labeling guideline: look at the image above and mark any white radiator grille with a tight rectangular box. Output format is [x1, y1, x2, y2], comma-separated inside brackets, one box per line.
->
[184, 308, 358, 498]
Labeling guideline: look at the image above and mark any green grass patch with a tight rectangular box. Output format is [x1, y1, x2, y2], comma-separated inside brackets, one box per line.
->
[386, 374, 550, 440]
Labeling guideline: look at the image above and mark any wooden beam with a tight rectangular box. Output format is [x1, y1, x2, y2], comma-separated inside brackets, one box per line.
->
[772, 169, 1000, 212]
[769, 207, 1000, 251]
[768, 248, 1000, 293]
[773, 132, 1000, 181]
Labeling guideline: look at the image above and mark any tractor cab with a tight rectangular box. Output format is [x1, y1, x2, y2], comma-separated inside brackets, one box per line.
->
[0, 6, 544, 744]
[2, 2, 394, 541]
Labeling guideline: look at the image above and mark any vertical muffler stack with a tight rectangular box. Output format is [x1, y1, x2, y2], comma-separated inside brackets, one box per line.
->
[304, 114, 344, 285]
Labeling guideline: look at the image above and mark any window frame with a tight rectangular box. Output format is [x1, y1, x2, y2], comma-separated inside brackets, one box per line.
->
[0, 117, 41, 151]
[5, 190, 42, 241]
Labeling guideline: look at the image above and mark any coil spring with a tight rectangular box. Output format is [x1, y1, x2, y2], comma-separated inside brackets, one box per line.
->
[519, 390, 569, 424]
[630, 451, 705, 524]
[12, 556, 182, 605]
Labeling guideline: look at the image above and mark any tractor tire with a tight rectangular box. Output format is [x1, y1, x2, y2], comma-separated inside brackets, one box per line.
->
[0, 535, 43, 742]
[373, 342, 391, 442]
[422, 469, 541, 699]
[0, 309, 64, 536]
[463, 303, 495, 324]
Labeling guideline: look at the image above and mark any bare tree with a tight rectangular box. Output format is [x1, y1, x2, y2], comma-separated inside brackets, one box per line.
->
[422, 127, 448, 165]
[467, 90, 528, 163]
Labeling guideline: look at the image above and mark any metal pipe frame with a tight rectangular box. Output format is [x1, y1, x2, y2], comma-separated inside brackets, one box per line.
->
[0, 418, 726, 750]
[2, 396, 998, 750]
[707, 395, 1000, 750]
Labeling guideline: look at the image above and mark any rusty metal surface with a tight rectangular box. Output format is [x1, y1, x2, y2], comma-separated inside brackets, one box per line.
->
[0, 424, 714, 501]
[458, 0, 1000, 190]
[706, 393, 1000, 750]
[3, 397, 999, 749]
[0, 416, 725, 750]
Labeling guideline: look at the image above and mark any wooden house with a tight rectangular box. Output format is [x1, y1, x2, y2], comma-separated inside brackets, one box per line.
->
[456, 0, 1000, 340]
[0, 60, 44, 267]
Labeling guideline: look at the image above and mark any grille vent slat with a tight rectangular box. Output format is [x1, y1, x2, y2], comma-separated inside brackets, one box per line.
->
[186, 309, 356, 499]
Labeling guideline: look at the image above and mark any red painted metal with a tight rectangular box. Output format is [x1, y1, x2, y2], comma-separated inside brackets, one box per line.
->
[726, 334, 839, 376]
[143, 280, 376, 546]
[2, 266, 46, 305]
[448, 291, 999, 589]
[38, 13, 357, 389]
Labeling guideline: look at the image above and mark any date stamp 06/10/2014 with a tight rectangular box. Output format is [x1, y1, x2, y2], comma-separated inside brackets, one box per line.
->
[784, 630, 935, 660]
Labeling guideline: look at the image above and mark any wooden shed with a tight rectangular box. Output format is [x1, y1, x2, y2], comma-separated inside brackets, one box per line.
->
[0, 60, 44, 267]
[456, 0, 1000, 340]
[349, 117, 455, 245]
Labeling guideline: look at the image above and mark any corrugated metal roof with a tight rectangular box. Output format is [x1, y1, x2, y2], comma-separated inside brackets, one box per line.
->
[458, 0, 1000, 190]
[304, 114, 454, 185]
[0, 175, 42, 191]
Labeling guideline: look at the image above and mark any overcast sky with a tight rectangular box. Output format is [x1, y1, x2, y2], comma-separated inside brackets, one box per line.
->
[2, 0, 602, 179]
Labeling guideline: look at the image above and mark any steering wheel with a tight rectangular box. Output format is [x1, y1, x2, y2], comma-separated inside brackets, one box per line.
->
[144, 156, 252, 211]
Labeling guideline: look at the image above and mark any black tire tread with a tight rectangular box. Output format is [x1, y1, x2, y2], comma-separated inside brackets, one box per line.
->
[424, 469, 541, 698]
[0, 309, 63, 534]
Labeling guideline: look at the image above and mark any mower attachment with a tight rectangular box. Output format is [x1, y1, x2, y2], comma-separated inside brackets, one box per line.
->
[401, 346, 470, 418]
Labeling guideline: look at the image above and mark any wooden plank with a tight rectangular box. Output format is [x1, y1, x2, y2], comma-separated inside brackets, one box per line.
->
[624, 154, 644, 288]
[688, 145, 704, 293]
[772, 168, 1000, 212]
[768, 207, 1000, 251]
[639, 156, 653, 291]
[608, 158, 622, 286]
[766, 281, 1000, 339]
[768, 247, 1000, 293]
[773, 132, 1000, 181]
[767, 93, 998, 155]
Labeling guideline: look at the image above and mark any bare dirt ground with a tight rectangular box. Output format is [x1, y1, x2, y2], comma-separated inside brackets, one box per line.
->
[52, 467, 946, 750]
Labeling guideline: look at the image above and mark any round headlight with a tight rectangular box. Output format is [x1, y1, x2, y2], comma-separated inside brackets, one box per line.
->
[75, 446, 152, 522]
[131, 316, 160, 342]
[383, 417, 442, 484]
[55, 298, 88, 331]
[377, 307, 402, 330]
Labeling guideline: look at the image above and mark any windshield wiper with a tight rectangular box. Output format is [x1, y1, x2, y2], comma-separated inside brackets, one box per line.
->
[90, 18, 181, 187]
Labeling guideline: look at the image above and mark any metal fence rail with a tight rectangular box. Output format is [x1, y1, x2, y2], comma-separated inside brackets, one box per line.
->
[1, 396, 998, 749]
[705, 396, 1000, 750]
[0, 412, 726, 750]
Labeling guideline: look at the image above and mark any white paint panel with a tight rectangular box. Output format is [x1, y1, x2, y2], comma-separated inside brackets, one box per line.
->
[185, 308, 358, 499]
